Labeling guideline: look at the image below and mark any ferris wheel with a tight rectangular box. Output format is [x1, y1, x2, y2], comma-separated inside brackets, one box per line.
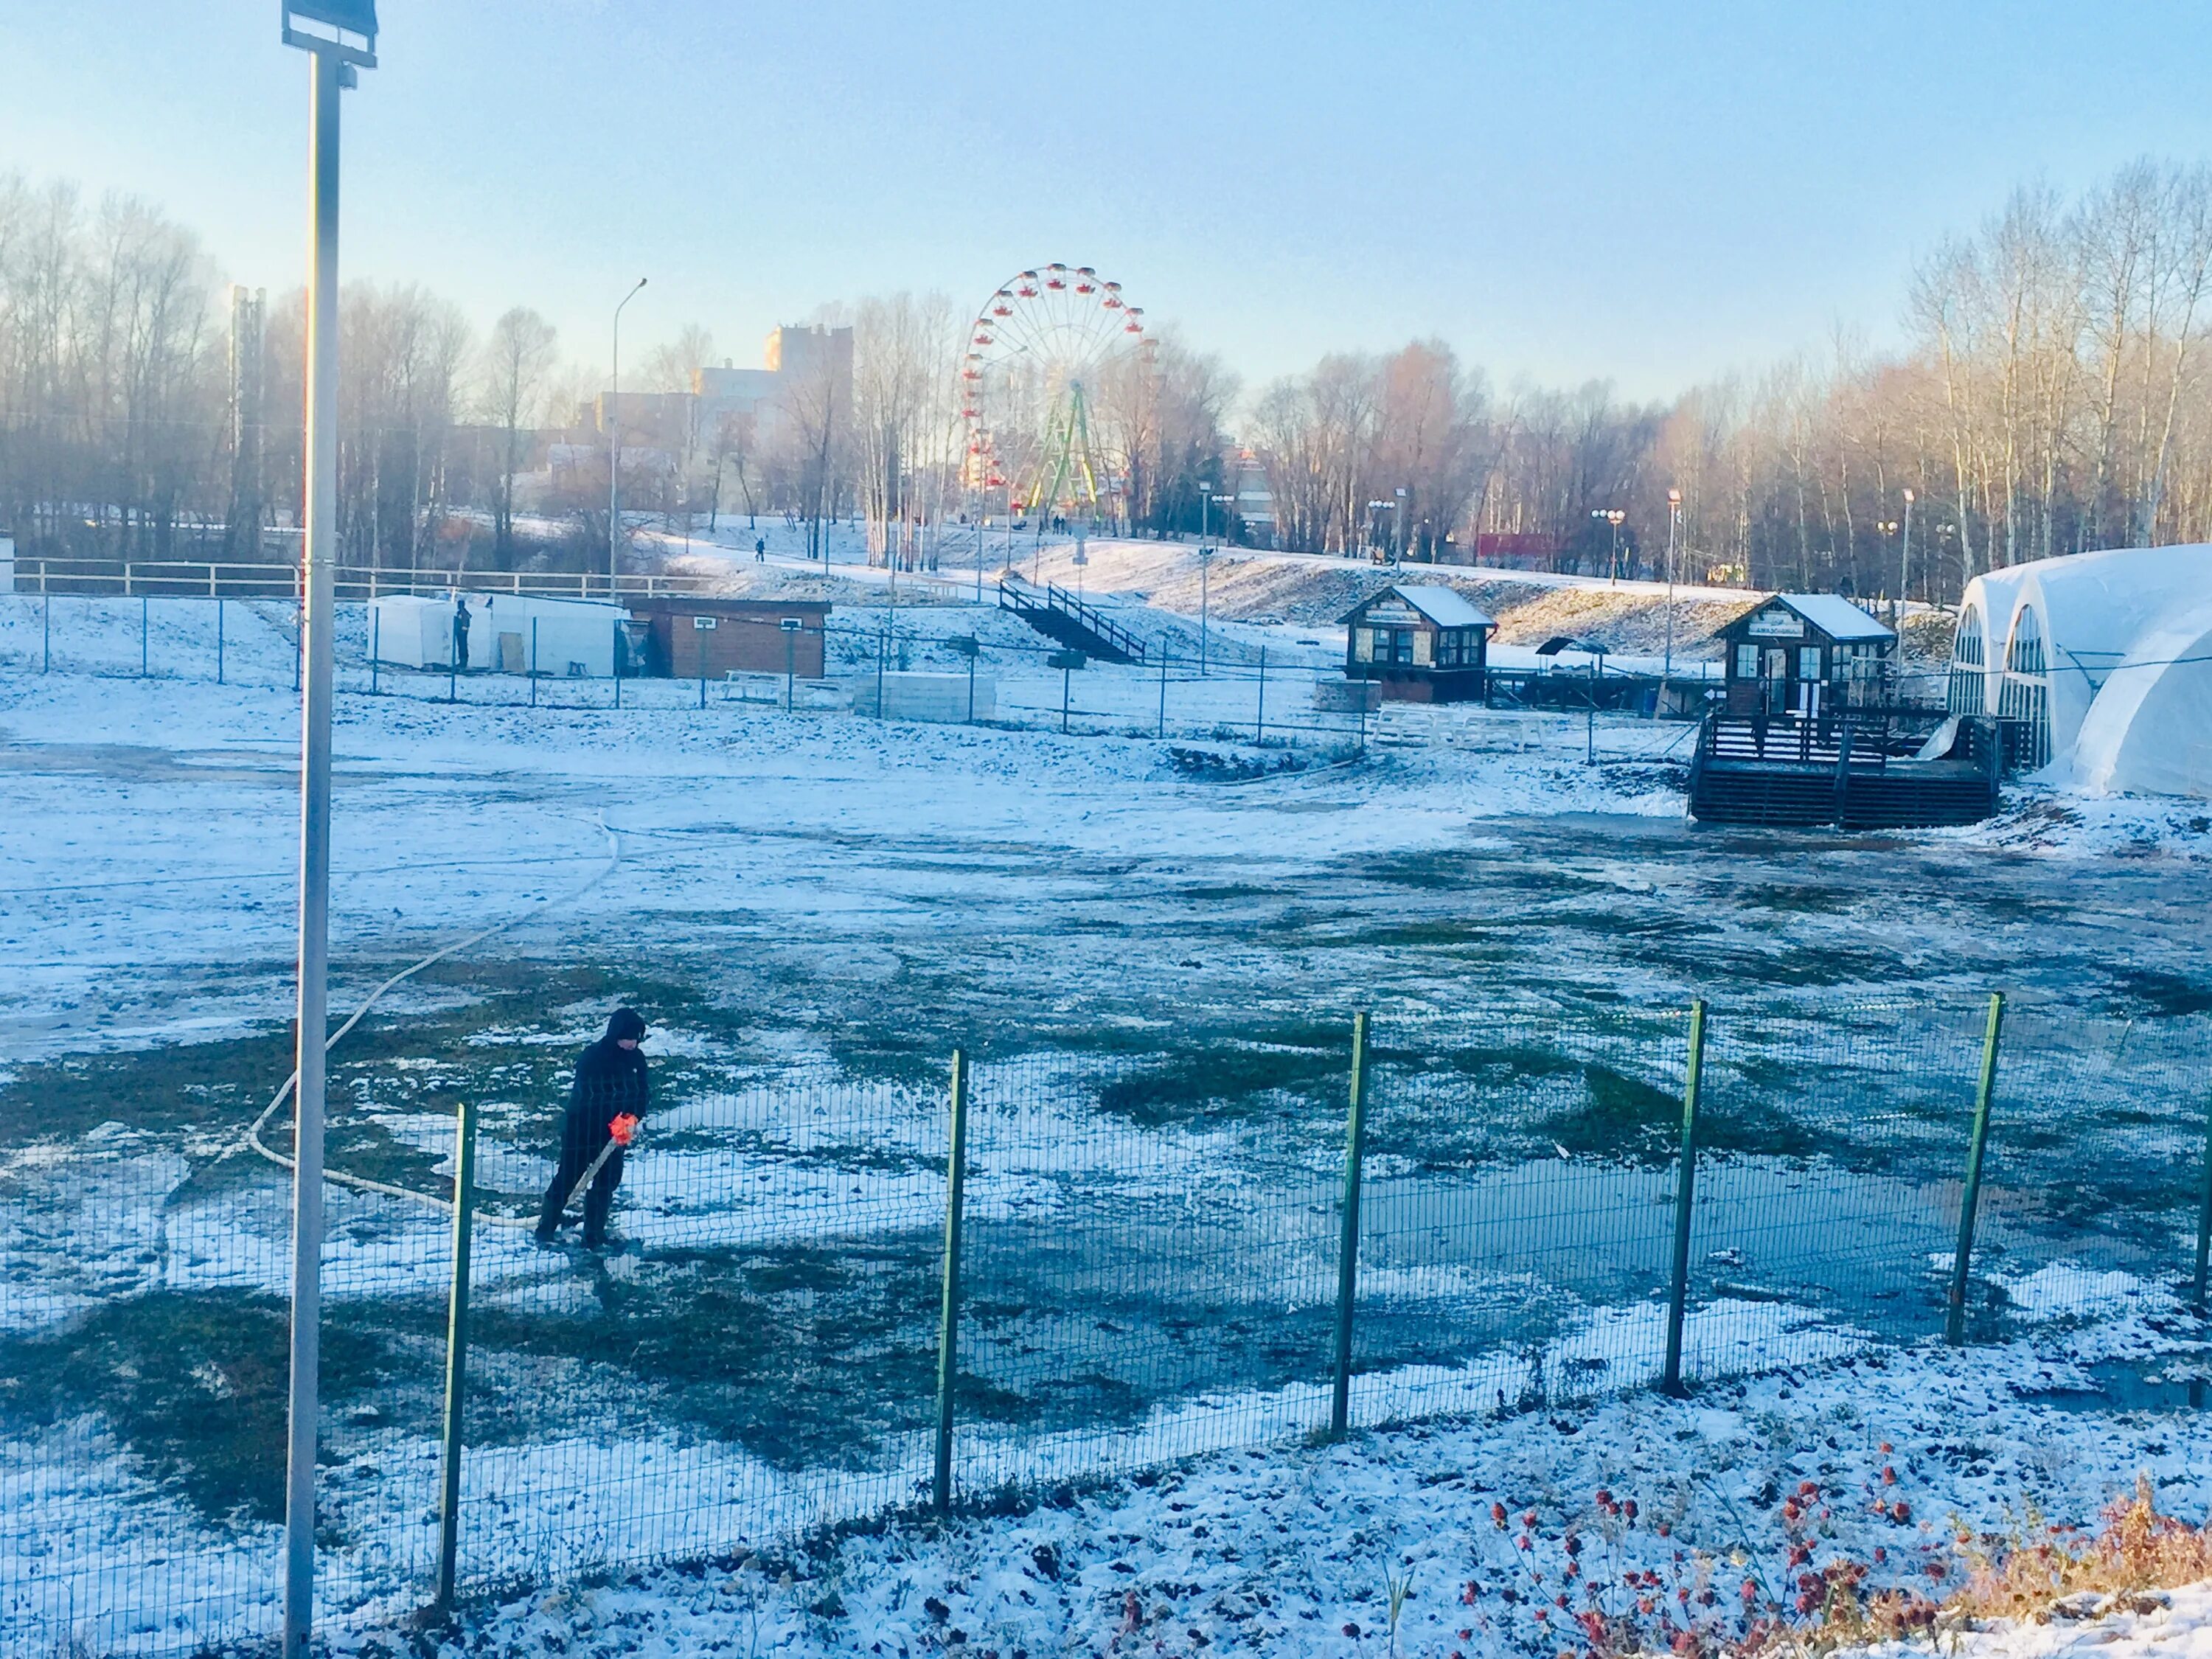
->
[959, 265, 1147, 521]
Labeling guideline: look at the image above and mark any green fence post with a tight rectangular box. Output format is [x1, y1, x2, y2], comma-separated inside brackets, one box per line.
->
[1329, 1012, 1371, 1439]
[2193, 1087, 2212, 1317]
[931, 1049, 970, 1513]
[434, 1099, 479, 1611]
[1661, 999, 1708, 1397]
[1946, 992, 2006, 1346]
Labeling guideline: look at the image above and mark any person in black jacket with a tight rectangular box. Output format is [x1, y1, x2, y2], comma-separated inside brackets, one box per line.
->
[535, 1006, 650, 1249]
[451, 597, 471, 673]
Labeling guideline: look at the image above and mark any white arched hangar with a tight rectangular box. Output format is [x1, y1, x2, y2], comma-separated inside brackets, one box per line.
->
[1949, 545, 2212, 798]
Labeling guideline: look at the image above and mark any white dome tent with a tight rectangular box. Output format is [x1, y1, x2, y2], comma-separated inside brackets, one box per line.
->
[1949, 545, 2212, 797]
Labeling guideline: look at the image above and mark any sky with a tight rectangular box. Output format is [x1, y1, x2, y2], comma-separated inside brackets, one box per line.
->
[6, 1, 2212, 406]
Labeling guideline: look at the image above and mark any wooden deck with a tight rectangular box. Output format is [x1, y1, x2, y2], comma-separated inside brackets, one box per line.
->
[1687, 712, 2003, 829]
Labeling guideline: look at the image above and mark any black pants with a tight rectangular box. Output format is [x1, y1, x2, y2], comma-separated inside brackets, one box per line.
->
[535, 1140, 624, 1246]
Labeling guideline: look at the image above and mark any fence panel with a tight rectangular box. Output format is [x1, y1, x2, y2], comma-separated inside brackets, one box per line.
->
[1687, 998, 1994, 1372]
[440, 1066, 949, 1597]
[953, 1034, 1350, 1501]
[0, 1130, 294, 1652]
[1353, 1006, 1694, 1425]
[1972, 1003, 2212, 1326]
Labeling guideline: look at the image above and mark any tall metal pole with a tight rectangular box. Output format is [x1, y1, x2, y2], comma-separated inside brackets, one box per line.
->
[609, 277, 647, 597]
[434, 1099, 479, 1612]
[1660, 999, 1707, 1396]
[1662, 490, 1680, 684]
[932, 1049, 971, 1512]
[1198, 551, 1211, 678]
[1900, 490, 1916, 610]
[285, 45, 344, 1659]
[1328, 1011, 1371, 1439]
[1946, 992, 2006, 1346]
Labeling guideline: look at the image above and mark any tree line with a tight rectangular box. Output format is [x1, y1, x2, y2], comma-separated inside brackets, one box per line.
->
[4, 159, 2210, 598]
[1249, 158, 2212, 600]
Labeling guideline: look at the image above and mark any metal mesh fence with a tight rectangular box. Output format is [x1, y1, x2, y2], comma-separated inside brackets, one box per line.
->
[3, 996, 2208, 1653]
[1688, 998, 1996, 1349]
[953, 1036, 1348, 1501]
[1353, 1004, 1695, 1425]
[445, 1067, 950, 1596]
[1973, 1001, 2212, 1324]
[7, 591, 1670, 759]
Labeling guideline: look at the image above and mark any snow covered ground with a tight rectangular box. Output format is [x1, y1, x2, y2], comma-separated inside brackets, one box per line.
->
[312, 1296, 2212, 1658]
[4, 593, 2212, 1655]
[1859, 1583, 2212, 1659]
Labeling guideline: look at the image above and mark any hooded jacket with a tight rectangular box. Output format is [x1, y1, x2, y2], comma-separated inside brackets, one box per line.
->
[565, 1006, 650, 1147]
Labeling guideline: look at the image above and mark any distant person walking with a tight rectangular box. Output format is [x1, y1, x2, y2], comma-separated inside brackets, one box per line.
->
[535, 1007, 651, 1251]
[451, 596, 471, 673]
[755, 537, 766, 562]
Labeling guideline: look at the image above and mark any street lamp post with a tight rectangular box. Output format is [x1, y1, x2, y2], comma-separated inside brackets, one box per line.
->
[1366, 498, 1397, 562]
[1197, 545, 1216, 676]
[1662, 487, 1682, 689]
[1198, 479, 1214, 549]
[1875, 517, 1901, 622]
[608, 276, 647, 596]
[1899, 488, 1916, 611]
[1592, 507, 1627, 583]
[277, 7, 375, 1655]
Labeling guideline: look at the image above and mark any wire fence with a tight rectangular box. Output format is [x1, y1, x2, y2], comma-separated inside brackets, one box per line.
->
[0, 591, 1720, 762]
[0, 590, 1394, 753]
[4, 993, 2209, 1654]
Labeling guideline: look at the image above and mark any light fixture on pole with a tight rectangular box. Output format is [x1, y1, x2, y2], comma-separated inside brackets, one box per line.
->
[1198, 479, 1214, 550]
[609, 276, 647, 596]
[278, 4, 375, 1655]
[1663, 488, 1682, 685]
[1874, 518, 1902, 630]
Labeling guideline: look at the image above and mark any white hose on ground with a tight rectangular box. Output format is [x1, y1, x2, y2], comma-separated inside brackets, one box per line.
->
[242, 818, 623, 1227]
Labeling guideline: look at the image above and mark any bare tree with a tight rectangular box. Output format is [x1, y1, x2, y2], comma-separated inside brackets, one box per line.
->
[477, 306, 557, 570]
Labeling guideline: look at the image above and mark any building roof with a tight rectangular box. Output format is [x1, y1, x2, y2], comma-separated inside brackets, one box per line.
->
[1718, 593, 1894, 643]
[1339, 584, 1497, 630]
[1775, 594, 1894, 641]
[625, 594, 832, 616]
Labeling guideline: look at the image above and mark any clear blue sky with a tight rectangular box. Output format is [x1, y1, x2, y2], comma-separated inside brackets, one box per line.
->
[7, 1, 2212, 402]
